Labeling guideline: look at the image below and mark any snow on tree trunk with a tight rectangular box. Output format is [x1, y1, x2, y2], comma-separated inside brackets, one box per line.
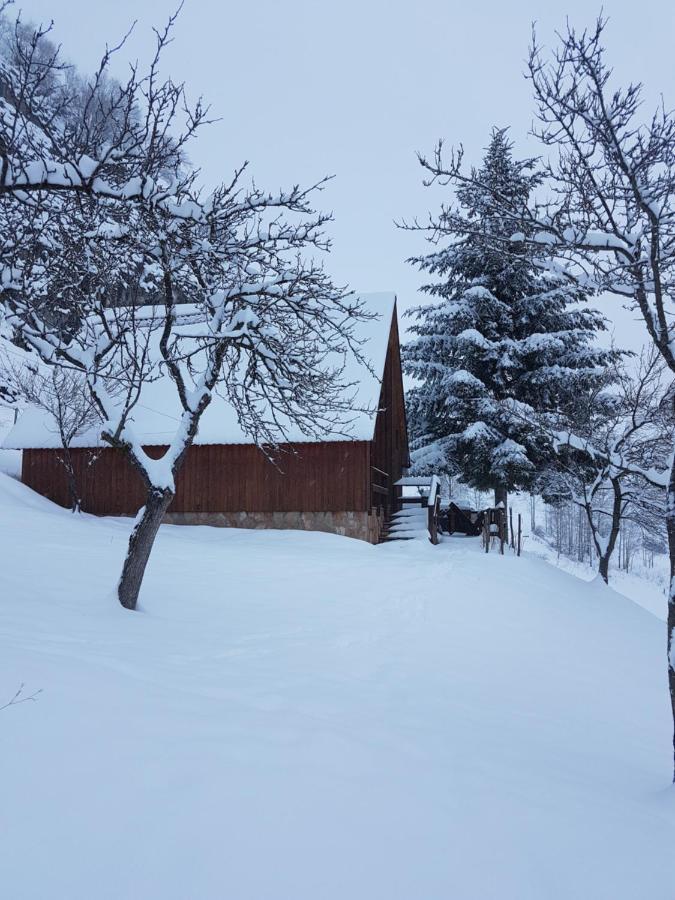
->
[117, 489, 175, 611]
[0, 9, 366, 615]
[62, 449, 81, 514]
[667, 456, 675, 781]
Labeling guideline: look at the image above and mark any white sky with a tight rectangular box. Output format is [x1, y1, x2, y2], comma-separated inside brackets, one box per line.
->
[15, 0, 675, 353]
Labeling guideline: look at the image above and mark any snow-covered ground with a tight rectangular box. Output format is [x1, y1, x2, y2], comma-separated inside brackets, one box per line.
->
[506, 492, 671, 623]
[1, 473, 674, 900]
[526, 530, 670, 622]
[0, 405, 20, 478]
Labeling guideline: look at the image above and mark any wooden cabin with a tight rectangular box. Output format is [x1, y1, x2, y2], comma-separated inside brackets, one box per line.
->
[5, 294, 409, 544]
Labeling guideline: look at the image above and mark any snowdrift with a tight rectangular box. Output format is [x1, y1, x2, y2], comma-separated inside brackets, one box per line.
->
[0, 473, 673, 899]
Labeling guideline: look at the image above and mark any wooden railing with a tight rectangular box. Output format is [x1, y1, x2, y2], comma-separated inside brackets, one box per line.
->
[371, 466, 390, 508]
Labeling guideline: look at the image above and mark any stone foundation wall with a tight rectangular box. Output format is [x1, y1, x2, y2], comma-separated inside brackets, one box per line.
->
[163, 509, 385, 544]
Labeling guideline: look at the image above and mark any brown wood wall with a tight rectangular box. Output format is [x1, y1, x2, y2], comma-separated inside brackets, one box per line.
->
[22, 441, 371, 515]
[369, 305, 410, 511]
[21, 303, 410, 518]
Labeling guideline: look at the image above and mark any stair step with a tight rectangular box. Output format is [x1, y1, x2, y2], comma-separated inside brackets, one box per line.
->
[378, 505, 430, 544]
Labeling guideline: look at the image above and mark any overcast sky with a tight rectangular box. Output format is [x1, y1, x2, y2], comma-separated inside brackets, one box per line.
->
[15, 0, 675, 352]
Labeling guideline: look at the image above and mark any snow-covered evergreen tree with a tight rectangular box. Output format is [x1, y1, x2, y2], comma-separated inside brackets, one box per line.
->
[403, 129, 619, 508]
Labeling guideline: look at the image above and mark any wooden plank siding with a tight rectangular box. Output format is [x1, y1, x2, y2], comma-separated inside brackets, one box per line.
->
[20, 303, 409, 523]
[22, 441, 371, 516]
[369, 305, 410, 512]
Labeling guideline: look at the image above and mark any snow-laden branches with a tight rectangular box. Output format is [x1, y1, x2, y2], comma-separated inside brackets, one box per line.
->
[525, 17, 675, 369]
[537, 349, 673, 581]
[403, 25, 675, 744]
[0, 5, 208, 218]
[406, 20, 675, 373]
[506, 14, 675, 778]
[400, 129, 619, 497]
[0, 347, 100, 444]
[0, 7, 367, 610]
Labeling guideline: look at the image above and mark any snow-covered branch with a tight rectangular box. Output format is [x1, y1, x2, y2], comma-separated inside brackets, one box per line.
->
[0, 7, 367, 611]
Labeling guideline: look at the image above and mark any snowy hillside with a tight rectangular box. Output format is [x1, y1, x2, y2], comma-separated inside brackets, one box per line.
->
[1, 473, 674, 900]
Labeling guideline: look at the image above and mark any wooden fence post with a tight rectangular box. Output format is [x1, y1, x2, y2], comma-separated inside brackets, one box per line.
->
[517, 513, 522, 557]
[509, 507, 514, 549]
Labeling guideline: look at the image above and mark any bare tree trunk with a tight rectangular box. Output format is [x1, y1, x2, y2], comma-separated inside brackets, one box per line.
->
[117, 487, 174, 610]
[62, 448, 81, 513]
[666, 456, 675, 782]
[597, 478, 623, 585]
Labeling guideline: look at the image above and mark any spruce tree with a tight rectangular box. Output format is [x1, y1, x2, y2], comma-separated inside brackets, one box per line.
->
[403, 129, 618, 511]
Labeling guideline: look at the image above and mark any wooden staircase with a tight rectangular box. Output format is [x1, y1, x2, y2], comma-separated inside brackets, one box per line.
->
[378, 475, 442, 545]
[379, 501, 425, 544]
[379, 505, 428, 543]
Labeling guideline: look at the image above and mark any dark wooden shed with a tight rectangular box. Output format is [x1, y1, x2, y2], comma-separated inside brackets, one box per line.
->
[8, 294, 409, 543]
[446, 502, 483, 537]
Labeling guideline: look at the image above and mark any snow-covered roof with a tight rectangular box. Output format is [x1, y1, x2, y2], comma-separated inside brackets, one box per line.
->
[3, 292, 397, 449]
[394, 475, 434, 487]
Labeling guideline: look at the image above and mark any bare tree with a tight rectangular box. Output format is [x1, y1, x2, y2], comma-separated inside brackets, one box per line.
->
[409, 15, 675, 779]
[0, 348, 101, 509]
[0, 9, 369, 611]
[542, 351, 672, 583]
[525, 20, 675, 779]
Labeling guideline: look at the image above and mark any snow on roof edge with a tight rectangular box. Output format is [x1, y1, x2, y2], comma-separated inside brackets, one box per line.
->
[3, 292, 398, 450]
